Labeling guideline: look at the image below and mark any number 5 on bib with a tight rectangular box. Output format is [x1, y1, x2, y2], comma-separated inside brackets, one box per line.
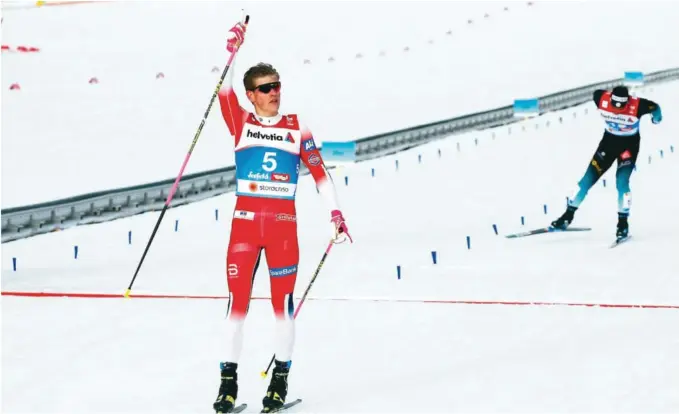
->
[262, 152, 277, 172]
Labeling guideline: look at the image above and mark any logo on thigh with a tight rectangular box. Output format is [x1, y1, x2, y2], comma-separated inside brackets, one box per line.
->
[276, 213, 296, 222]
[227, 263, 239, 279]
[618, 150, 633, 168]
[270, 264, 298, 278]
[591, 159, 603, 174]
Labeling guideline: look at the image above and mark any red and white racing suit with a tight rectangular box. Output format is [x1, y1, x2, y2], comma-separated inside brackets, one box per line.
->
[217, 65, 339, 364]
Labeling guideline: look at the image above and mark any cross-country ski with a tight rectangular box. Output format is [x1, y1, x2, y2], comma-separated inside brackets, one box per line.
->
[505, 226, 592, 239]
[261, 398, 302, 413]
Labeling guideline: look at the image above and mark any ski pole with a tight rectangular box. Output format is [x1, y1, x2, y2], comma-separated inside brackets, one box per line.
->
[124, 14, 249, 298]
[261, 239, 335, 378]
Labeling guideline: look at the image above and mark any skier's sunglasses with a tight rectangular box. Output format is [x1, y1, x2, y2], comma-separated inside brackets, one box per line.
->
[250, 81, 281, 94]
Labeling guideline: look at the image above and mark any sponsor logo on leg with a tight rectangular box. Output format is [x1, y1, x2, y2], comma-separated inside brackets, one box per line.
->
[234, 210, 255, 220]
[270, 264, 298, 278]
[227, 263, 239, 279]
[276, 213, 296, 222]
[591, 159, 603, 174]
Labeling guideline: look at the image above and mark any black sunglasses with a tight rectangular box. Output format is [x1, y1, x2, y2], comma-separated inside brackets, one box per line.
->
[251, 81, 281, 94]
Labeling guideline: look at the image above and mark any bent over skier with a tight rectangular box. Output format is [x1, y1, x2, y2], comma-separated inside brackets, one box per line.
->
[213, 20, 353, 414]
[550, 85, 662, 240]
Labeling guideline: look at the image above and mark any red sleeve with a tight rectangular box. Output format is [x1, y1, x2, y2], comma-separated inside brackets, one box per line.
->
[217, 74, 248, 146]
[298, 121, 341, 212]
[299, 125, 330, 185]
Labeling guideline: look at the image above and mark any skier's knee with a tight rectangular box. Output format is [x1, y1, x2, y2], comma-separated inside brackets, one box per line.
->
[226, 293, 250, 320]
[578, 166, 599, 191]
[271, 291, 295, 320]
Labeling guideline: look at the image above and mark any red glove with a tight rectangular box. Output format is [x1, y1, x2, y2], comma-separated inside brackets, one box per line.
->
[330, 210, 352, 244]
[226, 22, 246, 53]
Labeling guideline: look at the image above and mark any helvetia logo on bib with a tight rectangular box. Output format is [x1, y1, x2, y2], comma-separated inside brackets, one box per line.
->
[247, 130, 284, 141]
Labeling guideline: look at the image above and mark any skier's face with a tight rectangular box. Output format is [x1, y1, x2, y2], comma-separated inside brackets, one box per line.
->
[248, 75, 281, 116]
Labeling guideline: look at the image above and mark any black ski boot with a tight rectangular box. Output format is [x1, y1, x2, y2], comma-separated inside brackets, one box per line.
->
[551, 205, 578, 230]
[213, 362, 238, 413]
[616, 214, 629, 240]
[262, 360, 291, 413]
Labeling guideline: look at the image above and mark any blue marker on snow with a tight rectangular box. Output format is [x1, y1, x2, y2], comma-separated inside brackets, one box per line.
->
[12, 257, 17, 271]
[344, 176, 349, 186]
[371, 168, 375, 177]
[466, 236, 471, 250]
[74, 245, 79, 259]
[175, 220, 179, 232]
[431, 251, 437, 264]
[492, 224, 498, 235]
[128, 230, 132, 245]
[397, 265, 402, 280]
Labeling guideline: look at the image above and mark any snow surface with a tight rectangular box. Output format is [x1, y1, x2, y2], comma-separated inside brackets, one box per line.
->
[3, 1, 679, 208]
[2, 77, 679, 412]
[3, 2, 679, 412]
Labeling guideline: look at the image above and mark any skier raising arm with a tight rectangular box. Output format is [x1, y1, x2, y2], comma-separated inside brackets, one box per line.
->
[216, 23, 348, 241]
[213, 20, 351, 414]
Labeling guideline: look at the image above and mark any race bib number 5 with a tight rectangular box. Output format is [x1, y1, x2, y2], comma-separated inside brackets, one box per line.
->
[262, 151, 277, 172]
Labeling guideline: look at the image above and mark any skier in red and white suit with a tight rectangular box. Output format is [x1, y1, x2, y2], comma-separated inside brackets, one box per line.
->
[213, 20, 352, 414]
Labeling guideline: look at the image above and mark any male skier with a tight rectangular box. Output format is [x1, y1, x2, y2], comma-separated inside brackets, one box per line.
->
[212, 20, 353, 414]
[550, 85, 662, 240]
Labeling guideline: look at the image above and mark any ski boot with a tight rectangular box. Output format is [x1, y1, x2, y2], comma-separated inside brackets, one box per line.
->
[616, 214, 629, 240]
[550, 205, 578, 230]
[213, 362, 238, 413]
[262, 360, 291, 413]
